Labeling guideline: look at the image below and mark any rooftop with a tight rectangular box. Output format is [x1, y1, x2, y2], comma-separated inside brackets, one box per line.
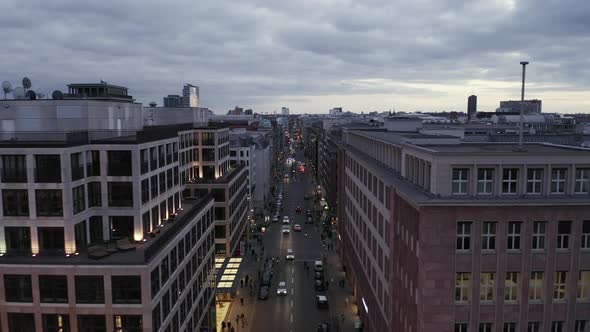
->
[416, 143, 590, 155]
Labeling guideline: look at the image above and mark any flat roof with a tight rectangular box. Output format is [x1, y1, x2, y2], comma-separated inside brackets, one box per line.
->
[417, 143, 590, 154]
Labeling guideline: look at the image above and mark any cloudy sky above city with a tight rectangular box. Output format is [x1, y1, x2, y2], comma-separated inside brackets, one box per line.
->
[1, 0, 589, 114]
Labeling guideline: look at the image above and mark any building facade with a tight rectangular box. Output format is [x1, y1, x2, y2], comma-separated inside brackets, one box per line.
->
[338, 130, 590, 332]
[163, 95, 183, 108]
[468, 95, 477, 121]
[182, 84, 200, 108]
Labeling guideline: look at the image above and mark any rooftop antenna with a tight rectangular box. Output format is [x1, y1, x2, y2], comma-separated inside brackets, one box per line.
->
[518, 61, 529, 150]
[2, 81, 12, 100]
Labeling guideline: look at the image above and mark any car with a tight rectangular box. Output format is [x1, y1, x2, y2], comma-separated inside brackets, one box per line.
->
[286, 249, 294, 260]
[272, 215, 279, 223]
[258, 286, 269, 300]
[316, 295, 329, 308]
[277, 281, 287, 295]
[284, 174, 289, 179]
[293, 224, 301, 232]
[306, 209, 312, 217]
[317, 323, 332, 332]
[314, 279, 325, 291]
[314, 271, 324, 281]
[283, 216, 290, 224]
[295, 206, 302, 213]
[306, 216, 313, 224]
[282, 225, 290, 234]
[262, 272, 272, 286]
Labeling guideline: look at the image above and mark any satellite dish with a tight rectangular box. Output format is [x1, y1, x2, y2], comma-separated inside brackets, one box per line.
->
[25, 90, 37, 100]
[149, 101, 157, 107]
[13, 87, 25, 99]
[52, 90, 64, 100]
[22, 77, 32, 90]
[2, 81, 12, 99]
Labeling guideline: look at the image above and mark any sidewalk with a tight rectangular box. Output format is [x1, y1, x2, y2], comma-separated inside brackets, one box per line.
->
[218, 237, 264, 332]
[324, 238, 361, 332]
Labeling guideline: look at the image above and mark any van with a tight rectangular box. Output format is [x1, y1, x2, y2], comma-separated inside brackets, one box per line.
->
[314, 260, 323, 272]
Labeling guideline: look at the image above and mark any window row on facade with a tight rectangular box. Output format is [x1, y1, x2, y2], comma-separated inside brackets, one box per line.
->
[456, 220, 590, 252]
[140, 167, 180, 205]
[454, 320, 587, 332]
[6, 313, 143, 332]
[451, 167, 590, 195]
[140, 142, 179, 175]
[4, 274, 141, 304]
[454, 270, 590, 303]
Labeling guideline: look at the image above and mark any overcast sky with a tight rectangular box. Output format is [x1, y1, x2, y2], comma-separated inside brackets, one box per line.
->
[1, 0, 589, 114]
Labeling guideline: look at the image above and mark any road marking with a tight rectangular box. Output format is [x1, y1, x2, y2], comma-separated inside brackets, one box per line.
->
[291, 288, 294, 295]
[290, 313, 293, 323]
[291, 299, 293, 307]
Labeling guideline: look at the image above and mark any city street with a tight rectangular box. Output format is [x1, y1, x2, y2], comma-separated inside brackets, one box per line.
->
[222, 145, 356, 332]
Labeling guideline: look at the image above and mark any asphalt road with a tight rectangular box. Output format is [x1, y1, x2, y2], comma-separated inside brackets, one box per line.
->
[249, 149, 332, 332]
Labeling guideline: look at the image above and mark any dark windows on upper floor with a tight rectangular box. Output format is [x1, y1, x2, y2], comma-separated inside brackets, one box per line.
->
[4, 274, 33, 302]
[38, 227, 65, 252]
[8, 313, 35, 332]
[88, 182, 102, 207]
[35, 154, 62, 183]
[86, 150, 101, 176]
[202, 132, 215, 145]
[39, 275, 68, 303]
[202, 148, 215, 161]
[150, 146, 158, 171]
[151, 175, 159, 200]
[75, 275, 104, 304]
[72, 185, 86, 214]
[456, 222, 471, 251]
[35, 189, 63, 216]
[2, 189, 29, 216]
[4, 226, 31, 252]
[107, 150, 132, 176]
[140, 148, 149, 174]
[114, 315, 143, 332]
[112, 276, 142, 304]
[108, 182, 133, 207]
[71, 152, 84, 181]
[141, 179, 150, 204]
[2, 154, 27, 182]
[42, 314, 70, 332]
[78, 315, 106, 332]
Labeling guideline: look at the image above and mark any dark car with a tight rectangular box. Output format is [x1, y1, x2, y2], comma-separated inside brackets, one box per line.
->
[314, 271, 324, 280]
[306, 216, 313, 224]
[317, 323, 331, 332]
[258, 286, 269, 300]
[314, 279, 325, 291]
[295, 206, 302, 213]
[262, 272, 272, 286]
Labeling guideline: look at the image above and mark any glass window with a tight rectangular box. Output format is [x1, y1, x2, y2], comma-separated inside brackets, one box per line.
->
[477, 168, 494, 194]
[550, 168, 567, 194]
[575, 168, 590, 194]
[503, 322, 516, 332]
[452, 168, 469, 194]
[39, 275, 68, 303]
[456, 222, 471, 251]
[582, 221, 590, 249]
[75, 276, 104, 304]
[532, 221, 546, 250]
[575, 321, 587, 332]
[455, 272, 470, 302]
[108, 182, 133, 207]
[502, 168, 518, 194]
[526, 168, 543, 194]
[150, 147, 158, 171]
[89, 216, 104, 244]
[8, 313, 35, 332]
[527, 322, 540, 332]
[479, 323, 493, 332]
[35, 189, 63, 216]
[4, 274, 32, 302]
[151, 175, 158, 200]
[505, 272, 519, 302]
[86, 150, 100, 176]
[72, 185, 86, 214]
[38, 227, 65, 252]
[482, 221, 496, 251]
[2, 189, 29, 216]
[557, 221, 571, 250]
[551, 321, 564, 332]
[112, 276, 142, 304]
[107, 150, 132, 176]
[35, 154, 62, 182]
[153, 304, 161, 331]
[151, 267, 160, 298]
[42, 314, 70, 332]
[2, 154, 27, 182]
[529, 272, 544, 301]
[480, 272, 495, 302]
[553, 271, 567, 300]
[71, 152, 84, 181]
[77, 315, 106, 332]
[159, 172, 166, 194]
[507, 221, 522, 250]
[114, 315, 143, 332]
[87, 182, 102, 207]
[109, 216, 134, 239]
[578, 271, 590, 301]
[455, 323, 468, 332]
[141, 179, 150, 204]
[4, 226, 31, 252]
[140, 149, 149, 174]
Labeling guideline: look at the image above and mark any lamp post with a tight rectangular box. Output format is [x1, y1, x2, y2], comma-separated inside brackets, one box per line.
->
[518, 61, 529, 150]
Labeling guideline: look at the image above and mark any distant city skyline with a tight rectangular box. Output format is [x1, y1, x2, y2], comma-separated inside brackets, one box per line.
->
[1, 0, 589, 114]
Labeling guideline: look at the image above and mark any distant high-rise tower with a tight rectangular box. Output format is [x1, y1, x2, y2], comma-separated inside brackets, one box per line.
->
[183, 84, 199, 108]
[467, 95, 477, 121]
[163, 94, 182, 107]
[281, 107, 289, 115]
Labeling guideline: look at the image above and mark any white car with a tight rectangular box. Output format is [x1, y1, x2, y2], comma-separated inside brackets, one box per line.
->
[277, 281, 287, 295]
[282, 225, 290, 234]
[286, 249, 294, 260]
[283, 216, 290, 224]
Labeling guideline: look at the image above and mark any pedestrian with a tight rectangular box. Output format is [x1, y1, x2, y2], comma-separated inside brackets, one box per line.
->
[340, 314, 345, 322]
[227, 321, 232, 329]
[245, 274, 249, 284]
[221, 321, 227, 331]
[325, 281, 329, 289]
[240, 297, 244, 305]
[236, 314, 240, 326]
[345, 297, 349, 307]
[240, 279, 244, 288]
[240, 313, 245, 327]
